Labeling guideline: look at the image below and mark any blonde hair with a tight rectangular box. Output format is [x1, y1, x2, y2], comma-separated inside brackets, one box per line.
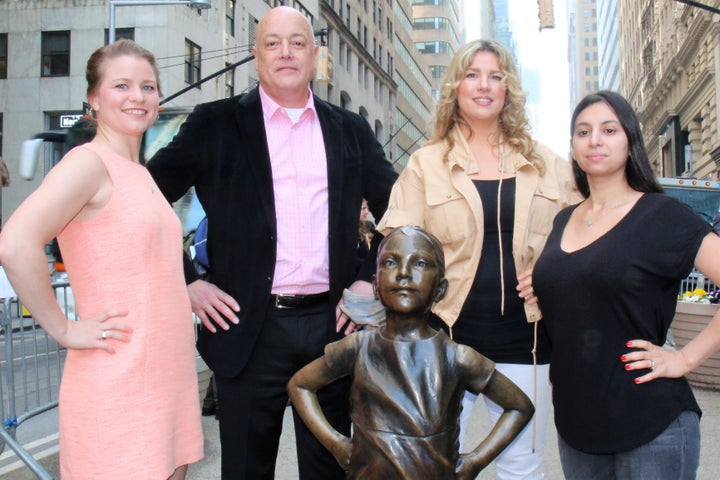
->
[429, 39, 545, 174]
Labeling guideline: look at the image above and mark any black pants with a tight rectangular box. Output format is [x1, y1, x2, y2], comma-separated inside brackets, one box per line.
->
[214, 302, 350, 479]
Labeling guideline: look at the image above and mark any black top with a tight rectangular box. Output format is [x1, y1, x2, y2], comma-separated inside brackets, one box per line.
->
[431, 178, 551, 364]
[534, 193, 710, 453]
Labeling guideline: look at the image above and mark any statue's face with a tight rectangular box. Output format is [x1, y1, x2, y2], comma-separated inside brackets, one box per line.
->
[375, 231, 442, 315]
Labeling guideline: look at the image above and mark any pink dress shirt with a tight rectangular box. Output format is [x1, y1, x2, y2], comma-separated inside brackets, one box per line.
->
[260, 86, 330, 295]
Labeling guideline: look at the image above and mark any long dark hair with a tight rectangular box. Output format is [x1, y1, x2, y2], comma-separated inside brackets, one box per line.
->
[570, 90, 663, 198]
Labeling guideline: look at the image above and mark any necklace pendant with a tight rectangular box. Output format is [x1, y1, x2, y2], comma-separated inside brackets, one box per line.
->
[586, 220, 593, 227]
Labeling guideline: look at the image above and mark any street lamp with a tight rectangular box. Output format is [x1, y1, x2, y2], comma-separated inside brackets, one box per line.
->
[108, 0, 212, 44]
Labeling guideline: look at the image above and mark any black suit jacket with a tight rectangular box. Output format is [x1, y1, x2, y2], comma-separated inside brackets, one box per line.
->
[147, 87, 398, 377]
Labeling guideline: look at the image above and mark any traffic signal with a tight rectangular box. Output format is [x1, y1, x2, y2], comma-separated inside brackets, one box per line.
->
[315, 46, 333, 83]
[538, 0, 555, 31]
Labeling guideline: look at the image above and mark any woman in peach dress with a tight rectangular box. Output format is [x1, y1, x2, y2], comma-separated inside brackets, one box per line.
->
[0, 39, 202, 479]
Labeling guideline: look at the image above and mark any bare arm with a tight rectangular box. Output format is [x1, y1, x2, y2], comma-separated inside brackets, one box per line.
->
[287, 357, 352, 469]
[624, 232, 720, 382]
[0, 148, 132, 352]
[456, 370, 534, 479]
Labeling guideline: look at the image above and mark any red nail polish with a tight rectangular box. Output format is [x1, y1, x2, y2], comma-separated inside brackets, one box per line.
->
[626, 341, 633, 347]
[634, 378, 640, 384]
[625, 364, 631, 370]
[620, 355, 627, 362]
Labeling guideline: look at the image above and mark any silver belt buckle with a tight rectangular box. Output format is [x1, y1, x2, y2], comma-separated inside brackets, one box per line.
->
[274, 294, 293, 309]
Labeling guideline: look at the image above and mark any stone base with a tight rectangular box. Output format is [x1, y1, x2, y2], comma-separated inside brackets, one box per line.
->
[196, 352, 212, 404]
[671, 302, 720, 390]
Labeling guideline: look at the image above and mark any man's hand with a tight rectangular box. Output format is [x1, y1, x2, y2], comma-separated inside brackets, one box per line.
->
[335, 280, 374, 335]
[187, 279, 240, 333]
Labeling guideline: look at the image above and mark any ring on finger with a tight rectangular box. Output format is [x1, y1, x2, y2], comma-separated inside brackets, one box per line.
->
[650, 359, 655, 371]
[101, 330, 108, 340]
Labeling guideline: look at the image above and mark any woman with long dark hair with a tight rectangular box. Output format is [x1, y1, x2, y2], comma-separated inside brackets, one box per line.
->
[534, 90, 720, 479]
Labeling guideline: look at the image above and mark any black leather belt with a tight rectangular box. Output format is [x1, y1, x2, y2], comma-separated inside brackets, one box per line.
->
[270, 292, 329, 309]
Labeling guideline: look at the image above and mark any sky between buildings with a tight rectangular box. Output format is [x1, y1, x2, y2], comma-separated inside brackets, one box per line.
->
[466, 0, 571, 158]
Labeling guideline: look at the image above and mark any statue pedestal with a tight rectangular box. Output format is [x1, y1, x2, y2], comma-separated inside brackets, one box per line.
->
[671, 302, 720, 389]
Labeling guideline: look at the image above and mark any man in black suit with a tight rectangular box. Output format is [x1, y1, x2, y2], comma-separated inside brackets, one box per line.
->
[147, 6, 398, 479]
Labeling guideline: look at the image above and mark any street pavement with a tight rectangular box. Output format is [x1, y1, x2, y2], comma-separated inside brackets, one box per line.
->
[2, 387, 720, 479]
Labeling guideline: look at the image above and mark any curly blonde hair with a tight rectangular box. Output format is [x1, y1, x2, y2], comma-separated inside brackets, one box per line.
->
[428, 39, 545, 174]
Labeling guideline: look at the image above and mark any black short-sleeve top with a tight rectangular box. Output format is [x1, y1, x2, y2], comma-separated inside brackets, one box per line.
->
[534, 193, 711, 453]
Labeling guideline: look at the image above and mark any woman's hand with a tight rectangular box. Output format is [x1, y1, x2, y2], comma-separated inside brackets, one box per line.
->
[335, 280, 372, 335]
[516, 269, 537, 305]
[61, 310, 132, 354]
[621, 339, 692, 384]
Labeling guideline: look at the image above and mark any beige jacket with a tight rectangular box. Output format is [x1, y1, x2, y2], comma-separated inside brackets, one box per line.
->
[377, 127, 580, 328]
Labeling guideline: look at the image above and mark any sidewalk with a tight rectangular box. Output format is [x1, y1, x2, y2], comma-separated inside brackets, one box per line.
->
[3, 387, 720, 479]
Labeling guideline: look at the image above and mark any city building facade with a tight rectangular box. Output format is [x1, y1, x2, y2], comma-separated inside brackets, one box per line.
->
[596, 0, 619, 91]
[411, 0, 462, 101]
[619, 0, 720, 180]
[568, 0, 598, 110]
[0, 0, 435, 220]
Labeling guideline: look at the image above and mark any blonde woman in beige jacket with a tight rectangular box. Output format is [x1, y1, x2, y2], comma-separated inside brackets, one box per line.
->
[376, 39, 580, 480]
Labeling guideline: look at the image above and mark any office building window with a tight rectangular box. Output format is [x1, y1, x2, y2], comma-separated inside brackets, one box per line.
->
[430, 65, 447, 79]
[415, 41, 453, 55]
[249, 16, 258, 45]
[104, 27, 134, 44]
[41, 31, 70, 77]
[0, 34, 6, 79]
[185, 39, 201, 86]
[226, 0, 236, 36]
[225, 63, 235, 98]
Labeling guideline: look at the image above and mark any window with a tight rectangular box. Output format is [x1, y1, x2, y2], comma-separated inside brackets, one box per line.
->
[104, 27, 134, 44]
[430, 65, 447, 79]
[249, 16, 258, 45]
[0, 34, 6, 79]
[41, 31, 70, 77]
[184, 39, 201, 86]
[225, 63, 235, 98]
[415, 41, 453, 55]
[226, 0, 236, 36]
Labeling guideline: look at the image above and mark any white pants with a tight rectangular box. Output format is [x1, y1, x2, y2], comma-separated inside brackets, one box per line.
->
[460, 363, 551, 480]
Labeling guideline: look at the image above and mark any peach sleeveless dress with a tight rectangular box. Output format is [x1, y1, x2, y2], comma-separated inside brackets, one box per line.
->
[56, 143, 203, 479]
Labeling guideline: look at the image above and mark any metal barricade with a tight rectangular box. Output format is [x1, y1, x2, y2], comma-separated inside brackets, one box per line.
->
[0, 279, 73, 479]
[679, 268, 718, 297]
